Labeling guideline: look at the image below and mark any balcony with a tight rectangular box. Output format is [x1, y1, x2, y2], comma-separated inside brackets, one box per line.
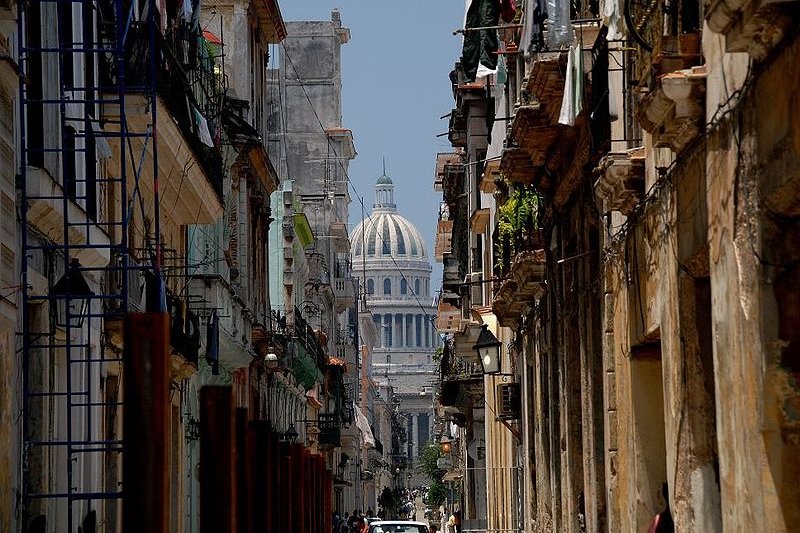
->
[435, 218, 453, 263]
[638, 65, 707, 153]
[493, 250, 546, 328]
[435, 153, 463, 192]
[100, 23, 224, 225]
[318, 413, 342, 450]
[333, 277, 356, 313]
[594, 147, 646, 215]
[439, 341, 483, 410]
[288, 307, 326, 390]
[705, 0, 799, 59]
[499, 54, 567, 189]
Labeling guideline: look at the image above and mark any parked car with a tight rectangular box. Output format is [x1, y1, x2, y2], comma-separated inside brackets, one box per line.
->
[367, 520, 429, 533]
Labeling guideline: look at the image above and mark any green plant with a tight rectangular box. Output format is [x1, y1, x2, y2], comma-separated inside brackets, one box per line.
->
[495, 187, 539, 272]
[419, 443, 446, 483]
[424, 480, 448, 508]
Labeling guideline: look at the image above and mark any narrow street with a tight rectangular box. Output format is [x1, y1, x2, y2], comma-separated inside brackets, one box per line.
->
[1, 0, 799, 532]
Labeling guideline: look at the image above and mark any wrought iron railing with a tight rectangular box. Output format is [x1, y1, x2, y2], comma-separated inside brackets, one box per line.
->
[318, 413, 341, 448]
[100, 21, 225, 198]
[294, 306, 326, 369]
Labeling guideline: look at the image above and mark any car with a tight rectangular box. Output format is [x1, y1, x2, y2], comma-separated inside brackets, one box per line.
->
[367, 520, 429, 533]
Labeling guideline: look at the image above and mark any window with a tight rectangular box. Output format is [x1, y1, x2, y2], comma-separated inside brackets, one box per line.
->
[400, 279, 407, 295]
[383, 316, 392, 347]
[382, 223, 391, 255]
[414, 279, 420, 295]
[393, 219, 406, 255]
[367, 279, 375, 295]
[367, 225, 377, 255]
[372, 314, 382, 346]
[383, 278, 391, 295]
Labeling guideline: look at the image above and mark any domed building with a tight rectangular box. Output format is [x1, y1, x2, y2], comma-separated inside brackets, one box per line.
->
[351, 173, 437, 464]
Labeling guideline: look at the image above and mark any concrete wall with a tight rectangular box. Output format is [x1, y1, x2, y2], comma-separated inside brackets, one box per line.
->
[603, 25, 800, 533]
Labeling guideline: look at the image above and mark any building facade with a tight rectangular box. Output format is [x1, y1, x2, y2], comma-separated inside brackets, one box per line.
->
[351, 175, 437, 479]
[0, 1, 393, 530]
[435, 1, 800, 532]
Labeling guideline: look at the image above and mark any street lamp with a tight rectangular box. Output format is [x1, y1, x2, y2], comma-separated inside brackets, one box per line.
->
[439, 435, 452, 455]
[51, 258, 93, 328]
[282, 423, 300, 444]
[473, 324, 501, 374]
[185, 417, 201, 442]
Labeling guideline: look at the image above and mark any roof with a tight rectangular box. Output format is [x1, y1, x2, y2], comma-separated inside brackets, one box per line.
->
[376, 174, 393, 185]
[351, 211, 427, 261]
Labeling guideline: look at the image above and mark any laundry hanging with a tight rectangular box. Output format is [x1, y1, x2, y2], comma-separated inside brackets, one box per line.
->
[461, 0, 501, 82]
[194, 108, 215, 147]
[558, 45, 584, 126]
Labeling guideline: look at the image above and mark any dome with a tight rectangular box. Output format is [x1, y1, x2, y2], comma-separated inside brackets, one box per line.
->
[351, 211, 427, 259]
[351, 175, 427, 260]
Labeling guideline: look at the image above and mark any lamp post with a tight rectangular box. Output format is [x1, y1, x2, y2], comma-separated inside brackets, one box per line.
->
[281, 423, 299, 444]
[51, 258, 93, 329]
[439, 435, 452, 455]
[473, 324, 501, 374]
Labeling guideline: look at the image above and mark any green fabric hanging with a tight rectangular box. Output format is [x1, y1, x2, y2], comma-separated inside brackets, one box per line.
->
[461, 0, 500, 82]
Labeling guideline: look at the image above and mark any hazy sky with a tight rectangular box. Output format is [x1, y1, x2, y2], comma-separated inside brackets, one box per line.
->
[278, 2, 465, 286]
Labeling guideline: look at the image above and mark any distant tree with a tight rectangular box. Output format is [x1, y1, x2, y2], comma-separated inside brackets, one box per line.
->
[424, 480, 447, 508]
[419, 443, 446, 483]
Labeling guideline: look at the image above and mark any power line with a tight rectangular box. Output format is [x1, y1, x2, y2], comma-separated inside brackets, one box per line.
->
[280, 43, 436, 324]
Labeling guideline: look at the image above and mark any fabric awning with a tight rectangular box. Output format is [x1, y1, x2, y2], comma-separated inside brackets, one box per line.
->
[353, 403, 375, 448]
[442, 469, 464, 482]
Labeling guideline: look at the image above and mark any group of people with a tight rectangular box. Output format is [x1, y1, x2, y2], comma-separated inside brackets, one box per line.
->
[333, 508, 375, 533]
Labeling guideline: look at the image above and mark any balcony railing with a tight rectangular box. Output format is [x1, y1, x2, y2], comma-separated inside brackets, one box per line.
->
[318, 413, 342, 449]
[100, 21, 225, 199]
[294, 307, 327, 370]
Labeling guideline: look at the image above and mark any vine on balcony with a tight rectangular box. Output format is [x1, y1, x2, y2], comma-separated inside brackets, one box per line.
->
[494, 187, 541, 276]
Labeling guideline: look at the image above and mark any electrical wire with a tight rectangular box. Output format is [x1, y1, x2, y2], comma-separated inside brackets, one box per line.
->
[280, 44, 437, 324]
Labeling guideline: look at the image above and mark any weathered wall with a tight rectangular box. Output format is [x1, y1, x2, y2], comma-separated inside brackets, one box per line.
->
[705, 28, 800, 532]
[603, 24, 800, 533]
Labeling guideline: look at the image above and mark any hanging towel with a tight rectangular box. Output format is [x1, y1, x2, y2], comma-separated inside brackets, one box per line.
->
[194, 108, 215, 147]
[558, 46, 577, 126]
[573, 44, 583, 119]
[559, 46, 584, 126]
[608, 61, 621, 121]
[602, 0, 624, 40]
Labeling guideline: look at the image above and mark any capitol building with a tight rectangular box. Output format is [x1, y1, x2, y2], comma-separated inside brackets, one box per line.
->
[351, 174, 438, 464]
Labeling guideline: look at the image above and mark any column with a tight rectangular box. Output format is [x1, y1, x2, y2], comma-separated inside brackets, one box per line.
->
[411, 413, 419, 459]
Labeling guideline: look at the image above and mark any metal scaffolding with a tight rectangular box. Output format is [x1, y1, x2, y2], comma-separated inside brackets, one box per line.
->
[18, 0, 161, 528]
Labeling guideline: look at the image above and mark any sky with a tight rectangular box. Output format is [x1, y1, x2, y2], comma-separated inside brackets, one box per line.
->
[278, 2, 465, 287]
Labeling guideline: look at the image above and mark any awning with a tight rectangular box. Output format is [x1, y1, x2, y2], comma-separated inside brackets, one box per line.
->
[327, 357, 347, 372]
[290, 343, 323, 391]
[353, 403, 375, 448]
[442, 469, 464, 482]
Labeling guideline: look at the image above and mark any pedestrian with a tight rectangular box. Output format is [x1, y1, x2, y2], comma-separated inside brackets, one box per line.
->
[647, 483, 674, 533]
[347, 510, 359, 532]
[430, 525, 439, 533]
[366, 507, 374, 518]
[453, 510, 462, 533]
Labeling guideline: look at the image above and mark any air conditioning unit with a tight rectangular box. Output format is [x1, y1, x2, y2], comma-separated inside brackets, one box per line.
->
[496, 383, 521, 421]
[469, 272, 483, 307]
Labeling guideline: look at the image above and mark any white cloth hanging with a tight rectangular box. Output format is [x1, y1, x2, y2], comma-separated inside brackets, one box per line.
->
[194, 108, 215, 147]
[558, 46, 584, 126]
[602, 0, 624, 40]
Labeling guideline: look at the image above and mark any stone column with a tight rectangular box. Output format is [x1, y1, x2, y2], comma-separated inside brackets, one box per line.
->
[411, 413, 419, 459]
